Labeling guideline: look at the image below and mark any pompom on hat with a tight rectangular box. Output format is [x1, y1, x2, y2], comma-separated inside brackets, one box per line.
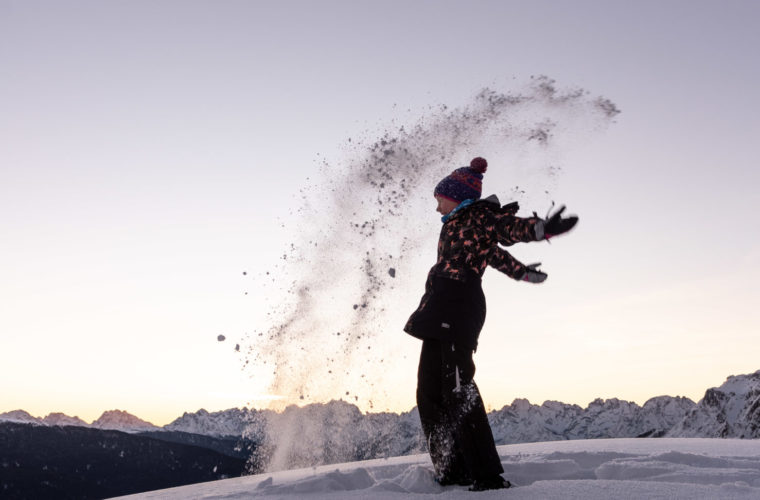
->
[434, 157, 488, 202]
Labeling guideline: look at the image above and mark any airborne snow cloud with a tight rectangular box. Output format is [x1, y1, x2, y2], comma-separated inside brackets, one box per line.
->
[241, 77, 619, 412]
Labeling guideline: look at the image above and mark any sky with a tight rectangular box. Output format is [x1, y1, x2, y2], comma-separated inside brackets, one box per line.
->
[1, 0, 759, 426]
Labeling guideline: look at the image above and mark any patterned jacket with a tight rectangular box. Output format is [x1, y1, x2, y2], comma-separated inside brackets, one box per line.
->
[404, 195, 543, 349]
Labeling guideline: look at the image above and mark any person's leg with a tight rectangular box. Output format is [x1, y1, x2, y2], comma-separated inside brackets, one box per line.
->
[442, 343, 506, 486]
[416, 340, 445, 472]
[416, 339, 469, 483]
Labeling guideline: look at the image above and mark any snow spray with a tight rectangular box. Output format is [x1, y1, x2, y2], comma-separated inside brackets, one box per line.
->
[241, 76, 619, 471]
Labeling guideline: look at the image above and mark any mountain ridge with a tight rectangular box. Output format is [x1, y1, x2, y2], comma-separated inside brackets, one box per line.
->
[3, 370, 760, 443]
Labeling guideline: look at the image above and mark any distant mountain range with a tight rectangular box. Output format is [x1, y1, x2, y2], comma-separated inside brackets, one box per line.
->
[4, 369, 759, 443]
[2, 369, 759, 498]
[0, 408, 160, 432]
[487, 369, 760, 442]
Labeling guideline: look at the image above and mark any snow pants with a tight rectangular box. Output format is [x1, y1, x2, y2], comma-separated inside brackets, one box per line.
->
[416, 339, 503, 482]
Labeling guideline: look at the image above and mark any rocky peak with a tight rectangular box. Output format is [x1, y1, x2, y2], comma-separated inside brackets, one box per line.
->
[166, 407, 260, 437]
[91, 410, 160, 432]
[42, 413, 90, 427]
[0, 410, 43, 425]
[668, 371, 760, 438]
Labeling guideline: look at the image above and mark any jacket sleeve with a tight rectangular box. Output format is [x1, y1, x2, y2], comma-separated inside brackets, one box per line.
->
[488, 247, 527, 281]
[495, 213, 545, 245]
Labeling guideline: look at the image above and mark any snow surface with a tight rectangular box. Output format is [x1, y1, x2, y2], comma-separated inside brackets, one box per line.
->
[113, 438, 760, 499]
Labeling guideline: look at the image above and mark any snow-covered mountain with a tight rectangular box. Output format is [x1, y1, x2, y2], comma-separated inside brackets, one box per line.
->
[90, 409, 160, 433]
[165, 407, 260, 437]
[635, 395, 697, 436]
[162, 393, 695, 454]
[0, 408, 157, 432]
[668, 369, 760, 438]
[487, 395, 696, 444]
[4, 369, 760, 446]
[0, 409, 44, 425]
[41, 412, 90, 427]
[361, 407, 424, 458]
[489, 398, 580, 443]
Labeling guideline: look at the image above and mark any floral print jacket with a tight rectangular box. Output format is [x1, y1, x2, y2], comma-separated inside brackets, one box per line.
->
[430, 195, 541, 282]
[404, 195, 543, 349]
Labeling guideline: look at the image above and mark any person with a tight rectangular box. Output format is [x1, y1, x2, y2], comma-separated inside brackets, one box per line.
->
[404, 157, 578, 491]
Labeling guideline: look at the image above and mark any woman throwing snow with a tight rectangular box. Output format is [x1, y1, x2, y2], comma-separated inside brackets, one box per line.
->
[404, 157, 577, 491]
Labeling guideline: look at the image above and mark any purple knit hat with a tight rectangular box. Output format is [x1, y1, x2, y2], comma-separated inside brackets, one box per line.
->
[434, 157, 488, 202]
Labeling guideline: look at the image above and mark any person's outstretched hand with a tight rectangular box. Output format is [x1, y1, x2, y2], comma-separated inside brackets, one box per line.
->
[522, 263, 547, 283]
[543, 205, 578, 239]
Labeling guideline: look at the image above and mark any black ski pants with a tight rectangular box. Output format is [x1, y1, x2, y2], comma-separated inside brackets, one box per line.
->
[416, 338, 503, 482]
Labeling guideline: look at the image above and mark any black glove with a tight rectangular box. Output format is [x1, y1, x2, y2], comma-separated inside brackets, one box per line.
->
[522, 263, 547, 283]
[543, 205, 578, 239]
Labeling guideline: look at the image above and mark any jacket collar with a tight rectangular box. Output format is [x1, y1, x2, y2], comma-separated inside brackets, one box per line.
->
[441, 195, 500, 223]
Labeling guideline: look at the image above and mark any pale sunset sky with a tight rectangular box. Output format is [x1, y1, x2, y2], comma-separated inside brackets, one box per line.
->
[2, 0, 759, 425]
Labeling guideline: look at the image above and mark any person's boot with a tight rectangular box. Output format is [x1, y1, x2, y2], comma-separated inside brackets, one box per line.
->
[435, 472, 473, 486]
[468, 475, 511, 491]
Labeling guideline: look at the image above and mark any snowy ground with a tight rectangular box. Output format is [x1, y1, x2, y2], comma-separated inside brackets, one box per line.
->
[114, 439, 760, 499]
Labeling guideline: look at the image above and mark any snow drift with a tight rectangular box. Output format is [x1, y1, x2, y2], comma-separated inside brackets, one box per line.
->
[115, 438, 760, 499]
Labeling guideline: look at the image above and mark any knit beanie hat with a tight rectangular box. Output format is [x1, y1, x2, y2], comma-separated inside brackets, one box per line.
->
[433, 157, 488, 202]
